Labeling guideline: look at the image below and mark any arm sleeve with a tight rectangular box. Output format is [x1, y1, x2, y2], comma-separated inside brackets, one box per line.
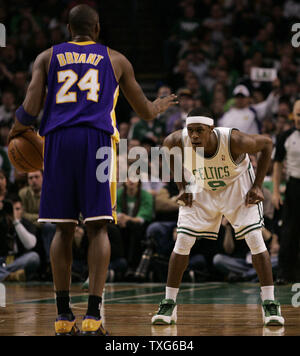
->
[14, 221, 37, 250]
[251, 91, 278, 121]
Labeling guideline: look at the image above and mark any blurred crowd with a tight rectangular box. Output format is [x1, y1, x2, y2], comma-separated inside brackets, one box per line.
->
[0, 0, 300, 285]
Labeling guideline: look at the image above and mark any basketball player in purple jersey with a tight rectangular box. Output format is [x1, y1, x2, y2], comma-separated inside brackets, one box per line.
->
[8, 4, 177, 336]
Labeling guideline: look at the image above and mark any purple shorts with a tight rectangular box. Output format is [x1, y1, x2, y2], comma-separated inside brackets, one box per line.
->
[38, 126, 115, 224]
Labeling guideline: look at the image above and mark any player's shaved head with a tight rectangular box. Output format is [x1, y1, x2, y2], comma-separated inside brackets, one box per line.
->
[68, 4, 99, 37]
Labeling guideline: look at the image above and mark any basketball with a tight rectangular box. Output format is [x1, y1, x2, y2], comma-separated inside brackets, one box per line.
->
[8, 130, 44, 173]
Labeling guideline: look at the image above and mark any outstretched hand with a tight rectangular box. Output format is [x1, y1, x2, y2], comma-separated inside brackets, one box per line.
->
[153, 94, 178, 115]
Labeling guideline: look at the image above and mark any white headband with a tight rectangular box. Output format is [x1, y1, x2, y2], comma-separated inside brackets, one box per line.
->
[186, 116, 214, 126]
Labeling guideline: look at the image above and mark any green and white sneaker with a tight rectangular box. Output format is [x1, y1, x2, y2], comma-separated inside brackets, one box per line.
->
[262, 300, 284, 326]
[151, 299, 177, 325]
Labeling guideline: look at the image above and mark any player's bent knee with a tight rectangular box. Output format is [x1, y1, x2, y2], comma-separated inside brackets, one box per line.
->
[245, 229, 267, 255]
[173, 233, 196, 255]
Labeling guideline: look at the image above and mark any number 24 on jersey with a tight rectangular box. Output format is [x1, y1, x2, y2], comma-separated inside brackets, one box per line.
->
[56, 68, 100, 104]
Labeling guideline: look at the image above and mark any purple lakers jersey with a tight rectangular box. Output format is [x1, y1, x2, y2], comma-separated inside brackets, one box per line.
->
[39, 41, 119, 140]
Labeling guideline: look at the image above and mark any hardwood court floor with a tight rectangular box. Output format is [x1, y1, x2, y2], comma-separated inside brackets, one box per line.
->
[0, 282, 299, 336]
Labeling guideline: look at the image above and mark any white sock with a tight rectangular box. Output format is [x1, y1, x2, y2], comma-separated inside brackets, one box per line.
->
[261, 285, 275, 301]
[166, 286, 179, 302]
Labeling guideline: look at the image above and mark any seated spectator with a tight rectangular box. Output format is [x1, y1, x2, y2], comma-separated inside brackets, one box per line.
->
[130, 86, 169, 145]
[19, 171, 56, 273]
[140, 138, 165, 196]
[11, 6, 41, 50]
[119, 122, 130, 139]
[145, 180, 214, 282]
[0, 169, 15, 201]
[0, 198, 40, 282]
[166, 88, 195, 134]
[0, 148, 11, 181]
[163, 3, 201, 71]
[168, 58, 189, 91]
[117, 178, 154, 279]
[277, 97, 292, 118]
[127, 138, 141, 151]
[185, 47, 209, 83]
[213, 218, 278, 282]
[18, 171, 42, 225]
[127, 114, 141, 139]
[131, 114, 164, 144]
[261, 118, 276, 138]
[147, 223, 214, 283]
[185, 71, 202, 97]
[156, 85, 178, 129]
[146, 180, 179, 261]
[202, 4, 232, 44]
[0, 44, 24, 81]
[211, 100, 225, 124]
[6, 169, 27, 197]
[173, 3, 201, 42]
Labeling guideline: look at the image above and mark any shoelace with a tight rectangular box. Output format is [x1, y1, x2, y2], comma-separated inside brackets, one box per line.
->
[266, 302, 278, 316]
[158, 302, 174, 314]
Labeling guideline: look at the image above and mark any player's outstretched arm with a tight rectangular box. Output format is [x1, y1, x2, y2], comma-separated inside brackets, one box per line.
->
[231, 130, 273, 205]
[8, 49, 51, 143]
[109, 49, 178, 120]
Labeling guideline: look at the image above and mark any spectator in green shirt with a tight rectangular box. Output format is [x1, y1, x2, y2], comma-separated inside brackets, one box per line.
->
[117, 179, 154, 279]
[129, 86, 175, 145]
[130, 115, 166, 145]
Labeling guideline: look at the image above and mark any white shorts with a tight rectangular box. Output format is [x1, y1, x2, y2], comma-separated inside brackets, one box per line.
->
[177, 169, 264, 240]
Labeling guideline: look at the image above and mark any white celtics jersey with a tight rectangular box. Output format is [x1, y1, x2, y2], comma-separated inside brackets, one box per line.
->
[181, 126, 250, 192]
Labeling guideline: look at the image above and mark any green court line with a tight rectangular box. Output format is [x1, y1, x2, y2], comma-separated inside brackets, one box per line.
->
[13, 284, 206, 305]
[12, 282, 296, 305]
[104, 284, 220, 304]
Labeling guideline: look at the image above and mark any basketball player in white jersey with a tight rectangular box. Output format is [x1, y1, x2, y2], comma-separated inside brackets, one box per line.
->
[151, 107, 284, 327]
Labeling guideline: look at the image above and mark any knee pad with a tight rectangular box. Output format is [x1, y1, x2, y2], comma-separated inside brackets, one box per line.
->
[173, 233, 196, 255]
[245, 229, 267, 255]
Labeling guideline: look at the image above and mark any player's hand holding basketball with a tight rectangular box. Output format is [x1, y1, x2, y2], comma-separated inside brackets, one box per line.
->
[7, 122, 43, 173]
[176, 189, 193, 207]
[7, 121, 34, 144]
[245, 185, 264, 206]
[153, 94, 178, 115]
